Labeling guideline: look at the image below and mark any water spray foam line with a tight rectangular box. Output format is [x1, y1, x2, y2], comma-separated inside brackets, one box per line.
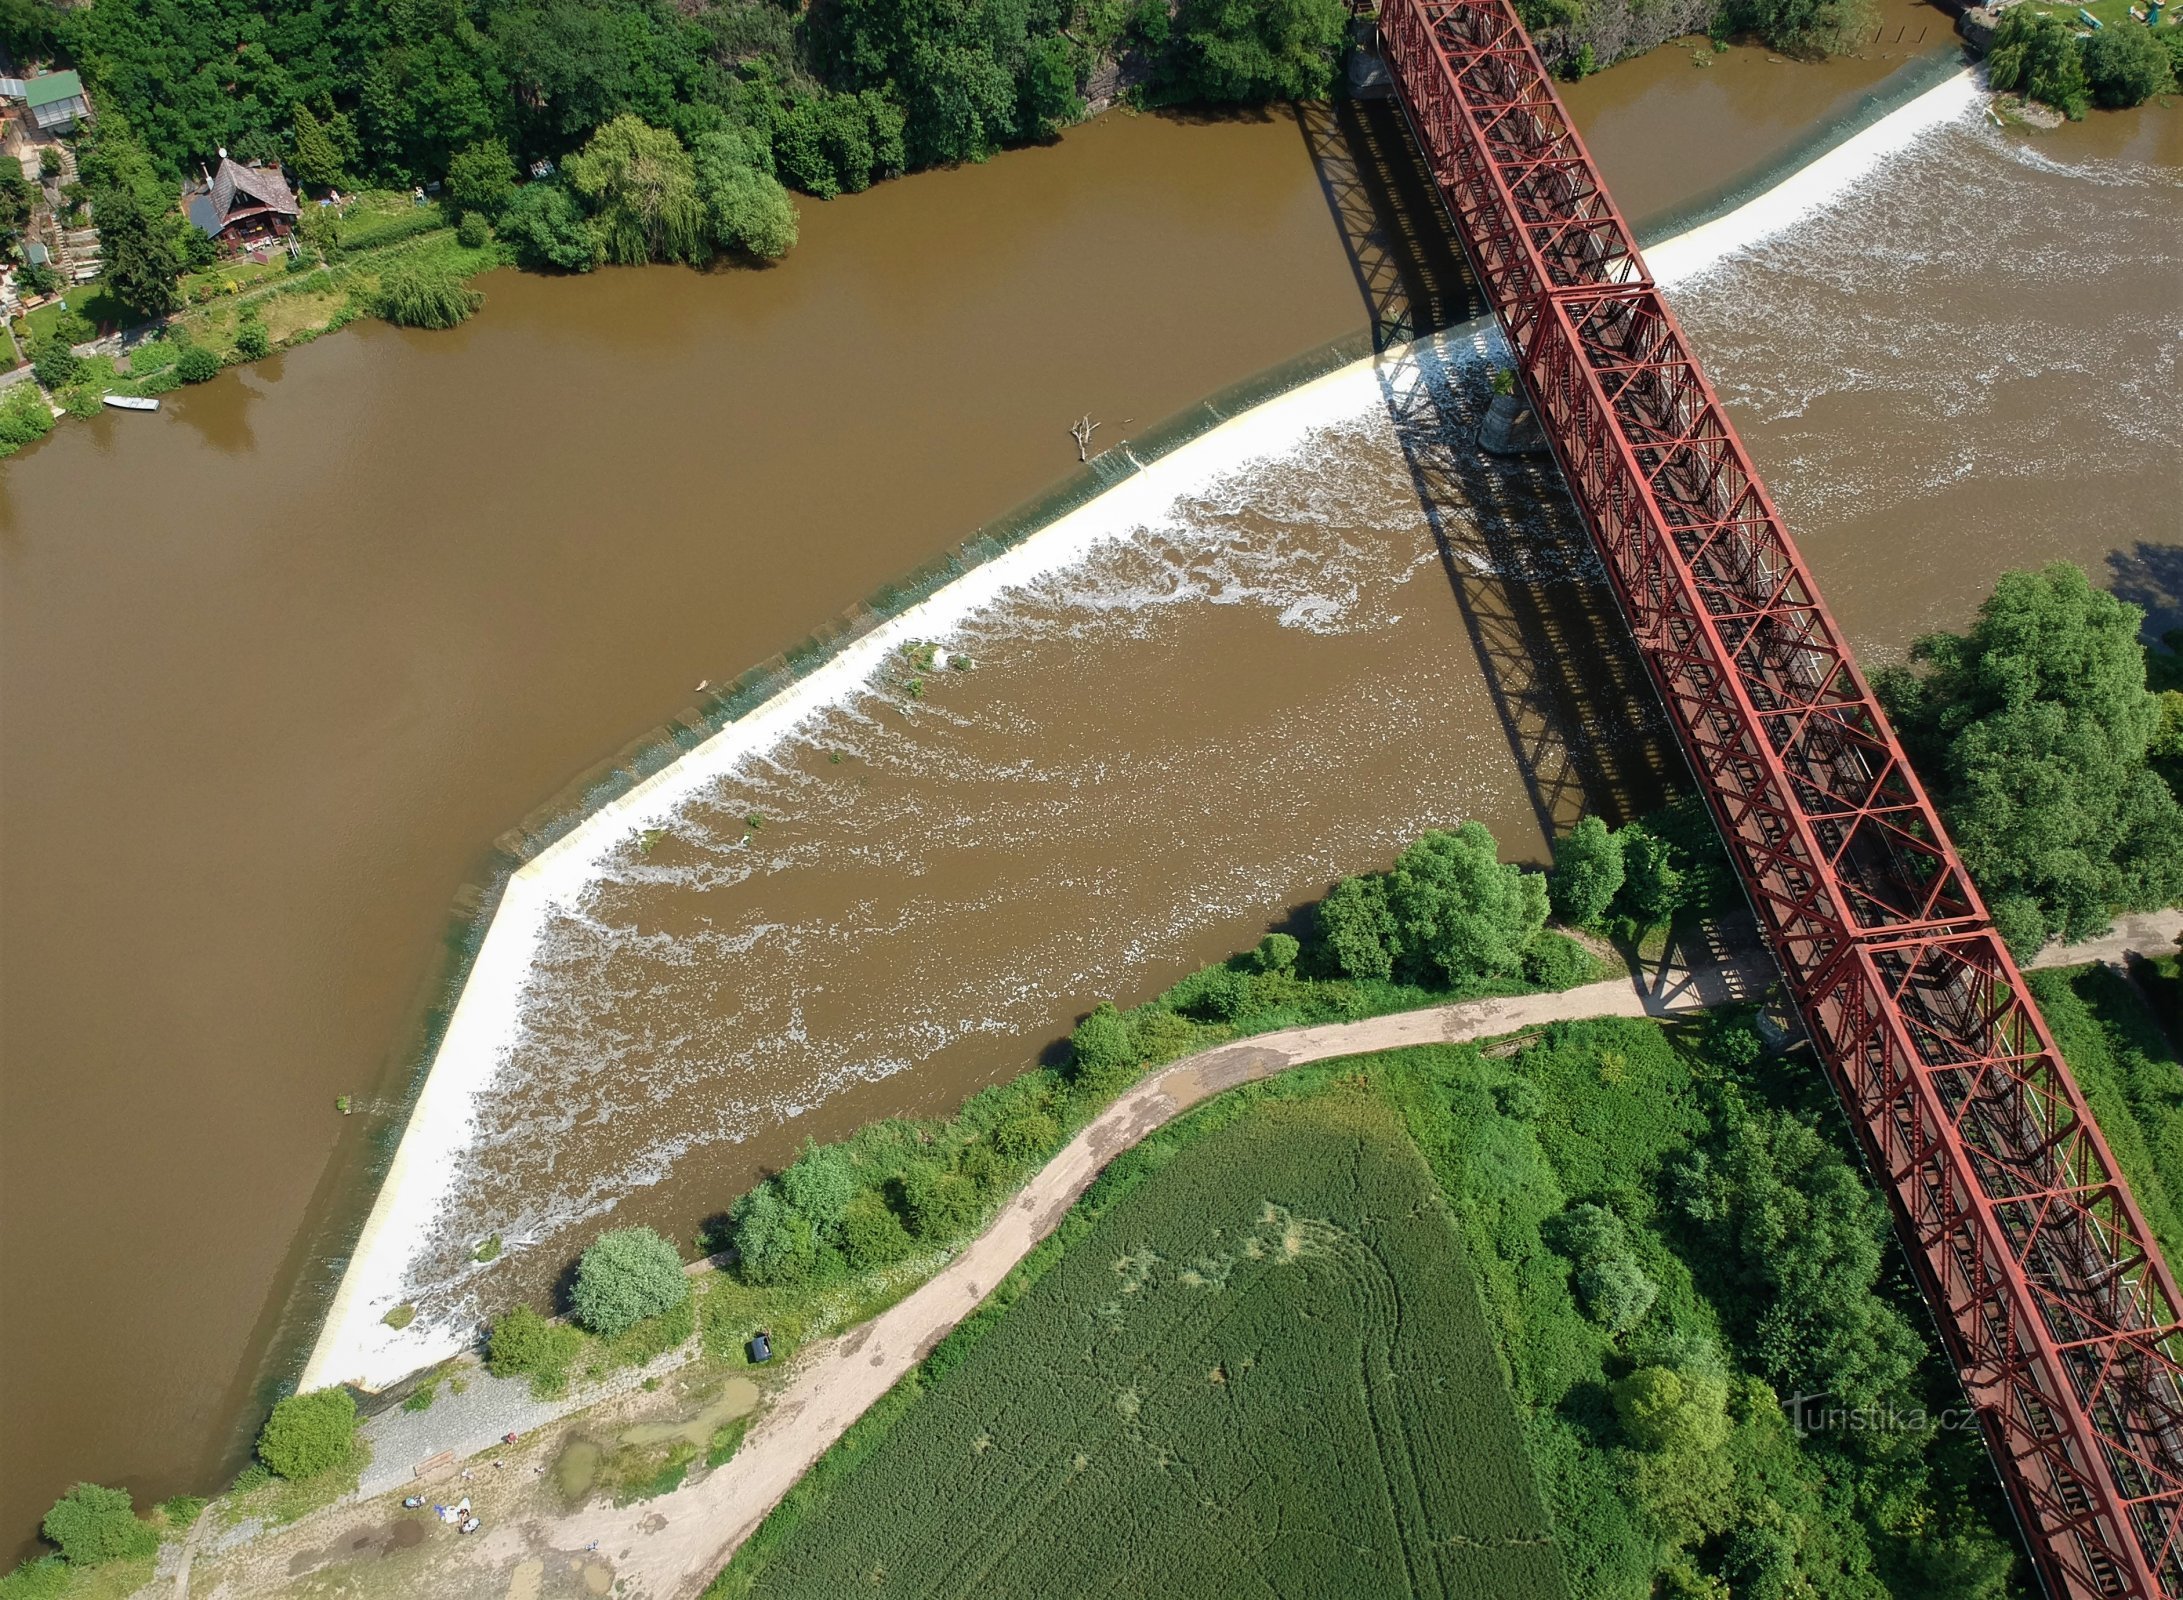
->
[297, 62, 1983, 1395]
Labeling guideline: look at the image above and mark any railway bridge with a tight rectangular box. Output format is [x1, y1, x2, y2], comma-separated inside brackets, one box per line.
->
[1363, 4, 2183, 1592]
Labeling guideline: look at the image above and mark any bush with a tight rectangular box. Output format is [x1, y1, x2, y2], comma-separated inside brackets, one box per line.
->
[991, 1111, 1060, 1161]
[731, 1184, 820, 1286]
[1520, 931, 1598, 990]
[233, 321, 270, 361]
[1548, 814, 1624, 927]
[1316, 872, 1398, 981]
[1613, 822, 1684, 927]
[1068, 1003, 1137, 1093]
[1611, 1365, 1729, 1454]
[30, 340, 78, 390]
[40, 1484, 156, 1567]
[174, 344, 220, 383]
[2082, 22, 2174, 109]
[898, 1163, 981, 1238]
[1385, 823, 1548, 985]
[255, 1388, 357, 1480]
[0, 381, 53, 452]
[1987, 8, 2091, 118]
[571, 1226, 691, 1337]
[1249, 933, 1300, 975]
[373, 261, 483, 330]
[500, 182, 601, 272]
[839, 1191, 913, 1270]
[455, 211, 491, 249]
[487, 1304, 584, 1395]
[447, 137, 518, 219]
[1164, 0, 1348, 102]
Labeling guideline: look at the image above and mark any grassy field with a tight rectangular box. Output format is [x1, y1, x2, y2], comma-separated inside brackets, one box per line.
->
[724, 1096, 1564, 1600]
[2029, 960, 2183, 1268]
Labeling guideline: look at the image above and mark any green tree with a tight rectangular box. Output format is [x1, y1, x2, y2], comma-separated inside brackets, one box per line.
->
[486, 1304, 584, 1394]
[174, 344, 221, 383]
[1385, 823, 1548, 984]
[446, 137, 517, 219]
[255, 1388, 357, 1480]
[897, 1162, 980, 1238]
[0, 379, 55, 453]
[1315, 872, 1398, 981]
[1878, 563, 2183, 954]
[1731, 0, 1878, 59]
[570, 1225, 691, 1337]
[1167, 0, 1348, 102]
[1613, 822, 1684, 927]
[1987, 9, 2092, 118]
[1019, 36, 1085, 141]
[1249, 932, 1300, 975]
[31, 339, 79, 391]
[1548, 814, 1625, 927]
[1551, 1203, 1659, 1333]
[288, 103, 346, 188]
[693, 131, 797, 261]
[234, 320, 271, 361]
[564, 115, 707, 266]
[374, 261, 483, 329]
[92, 185, 183, 323]
[40, 1484, 156, 1568]
[1611, 1365, 1730, 1454]
[839, 1190, 913, 1269]
[1069, 1002, 1137, 1093]
[730, 1183, 820, 1285]
[499, 182, 600, 272]
[2082, 22, 2175, 109]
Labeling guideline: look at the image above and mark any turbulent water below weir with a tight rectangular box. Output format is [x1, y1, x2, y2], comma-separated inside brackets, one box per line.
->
[323, 87, 2183, 1383]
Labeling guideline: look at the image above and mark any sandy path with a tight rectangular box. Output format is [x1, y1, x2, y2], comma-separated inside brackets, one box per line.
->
[550, 957, 1771, 1598]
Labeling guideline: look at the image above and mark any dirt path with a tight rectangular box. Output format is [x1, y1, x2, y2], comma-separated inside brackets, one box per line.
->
[545, 957, 1770, 1598]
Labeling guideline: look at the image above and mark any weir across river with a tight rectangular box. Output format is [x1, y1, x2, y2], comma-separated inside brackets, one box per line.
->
[1365, 1, 2183, 1592]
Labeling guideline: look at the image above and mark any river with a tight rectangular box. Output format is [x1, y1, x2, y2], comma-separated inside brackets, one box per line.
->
[4, 33, 2178, 1554]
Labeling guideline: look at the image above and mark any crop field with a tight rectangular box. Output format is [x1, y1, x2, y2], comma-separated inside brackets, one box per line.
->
[736, 1095, 1565, 1599]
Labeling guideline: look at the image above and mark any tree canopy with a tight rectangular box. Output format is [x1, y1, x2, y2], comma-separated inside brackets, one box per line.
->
[569, 1224, 691, 1337]
[255, 1388, 359, 1480]
[40, 1484, 156, 1568]
[1877, 563, 2183, 956]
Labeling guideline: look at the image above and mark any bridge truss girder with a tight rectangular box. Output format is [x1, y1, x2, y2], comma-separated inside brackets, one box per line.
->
[1372, 0, 2183, 1591]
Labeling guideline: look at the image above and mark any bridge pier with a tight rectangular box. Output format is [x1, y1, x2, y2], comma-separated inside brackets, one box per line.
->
[1476, 388, 1549, 455]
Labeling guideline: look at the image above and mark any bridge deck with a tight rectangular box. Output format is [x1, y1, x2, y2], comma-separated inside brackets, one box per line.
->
[1371, 3, 2183, 1591]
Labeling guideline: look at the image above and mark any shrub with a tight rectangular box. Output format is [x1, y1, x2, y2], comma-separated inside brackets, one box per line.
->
[1611, 1365, 1729, 1454]
[839, 1191, 913, 1270]
[1613, 822, 1684, 927]
[1316, 873, 1398, 981]
[373, 261, 483, 330]
[447, 137, 518, 219]
[898, 1163, 981, 1238]
[40, 1484, 156, 1567]
[1164, 0, 1347, 102]
[1520, 931, 1598, 990]
[174, 344, 220, 383]
[1987, 8, 2091, 118]
[30, 340, 78, 390]
[1385, 823, 1549, 985]
[381, 1302, 416, 1330]
[2082, 22, 2175, 109]
[255, 1388, 358, 1480]
[233, 321, 270, 361]
[571, 1226, 691, 1337]
[1249, 933, 1300, 975]
[487, 1304, 584, 1394]
[731, 1184, 820, 1286]
[500, 182, 600, 272]
[0, 382, 53, 451]
[1551, 1203, 1658, 1334]
[991, 1111, 1060, 1161]
[1548, 814, 1624, 927]
[1068, 1003, 1136, 1093]
[455, 211, 491, 249]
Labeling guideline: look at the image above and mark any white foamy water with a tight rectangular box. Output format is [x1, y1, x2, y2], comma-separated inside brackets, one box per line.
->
[302, 66, 2010, 1392]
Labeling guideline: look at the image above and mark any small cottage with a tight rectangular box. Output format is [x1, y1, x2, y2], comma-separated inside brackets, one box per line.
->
[0, 71, 92, 134]
[186, 153, 300, 252]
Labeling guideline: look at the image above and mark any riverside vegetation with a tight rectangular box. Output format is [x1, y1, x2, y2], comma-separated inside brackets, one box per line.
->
[711, 1015, 2030, 1597]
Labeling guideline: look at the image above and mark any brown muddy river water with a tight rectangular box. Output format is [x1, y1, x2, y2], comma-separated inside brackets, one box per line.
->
[4, 44, 2180, 1550]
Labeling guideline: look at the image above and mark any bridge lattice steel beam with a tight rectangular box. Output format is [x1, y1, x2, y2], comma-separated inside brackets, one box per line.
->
[1372, 0, 2183, 1591]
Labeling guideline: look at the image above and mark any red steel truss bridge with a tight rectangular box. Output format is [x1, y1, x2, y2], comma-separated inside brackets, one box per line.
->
[1368, 1, 2183, 1590]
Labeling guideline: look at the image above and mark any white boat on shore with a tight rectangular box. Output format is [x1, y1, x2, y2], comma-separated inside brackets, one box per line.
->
[102, 394, 159, 412]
